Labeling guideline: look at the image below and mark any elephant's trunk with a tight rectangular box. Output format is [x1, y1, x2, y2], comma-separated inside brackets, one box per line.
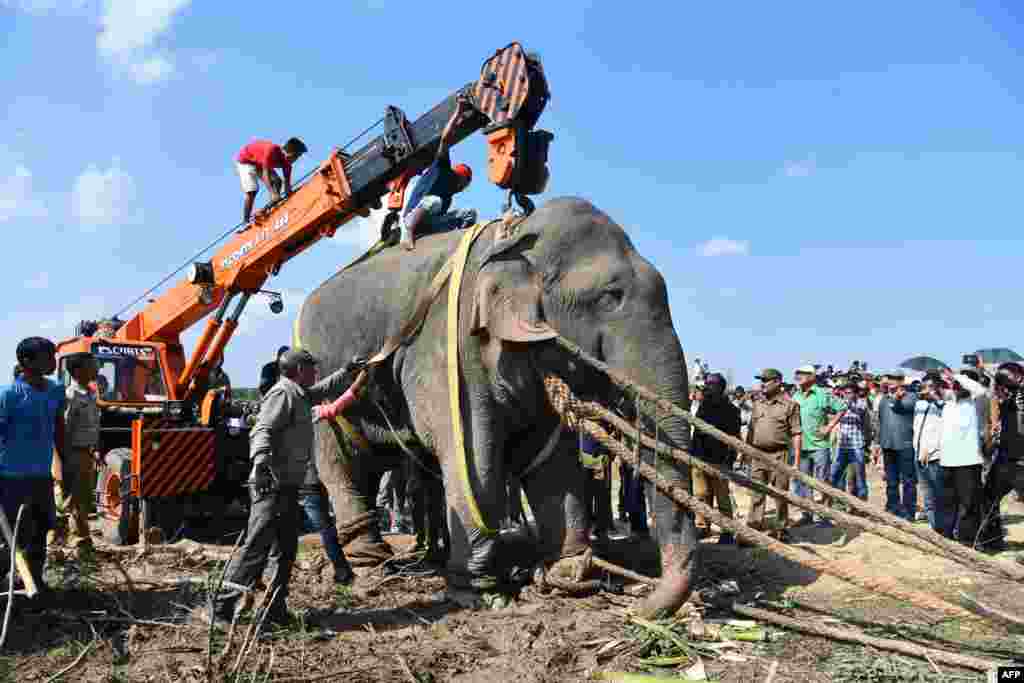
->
[604, 329, 698, 618]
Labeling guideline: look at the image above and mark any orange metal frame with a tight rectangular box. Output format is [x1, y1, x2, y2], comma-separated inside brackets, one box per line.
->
[103, 149, 366, 402]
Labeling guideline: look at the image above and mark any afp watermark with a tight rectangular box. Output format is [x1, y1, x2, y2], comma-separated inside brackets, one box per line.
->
[991, 665, 1024, 682]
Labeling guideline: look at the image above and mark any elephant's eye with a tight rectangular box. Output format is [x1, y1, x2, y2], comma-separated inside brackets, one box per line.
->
[596, 288, 625, 313]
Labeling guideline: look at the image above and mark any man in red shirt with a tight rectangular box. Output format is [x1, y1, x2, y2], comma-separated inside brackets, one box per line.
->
[236, 137, 307, 226]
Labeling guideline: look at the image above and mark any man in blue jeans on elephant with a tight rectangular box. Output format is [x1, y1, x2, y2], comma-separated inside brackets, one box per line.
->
[872, 370, 918, 520]
[792, 365, 845, 527]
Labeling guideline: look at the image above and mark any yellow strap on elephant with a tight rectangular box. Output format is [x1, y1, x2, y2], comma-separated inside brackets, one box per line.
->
[448, 222, 498, 537]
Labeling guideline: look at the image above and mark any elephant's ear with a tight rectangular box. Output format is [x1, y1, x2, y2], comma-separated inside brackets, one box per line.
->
[471, 259, 556, 343]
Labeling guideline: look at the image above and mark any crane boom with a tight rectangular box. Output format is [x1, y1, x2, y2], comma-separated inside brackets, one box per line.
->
[102, 43, 550, 401]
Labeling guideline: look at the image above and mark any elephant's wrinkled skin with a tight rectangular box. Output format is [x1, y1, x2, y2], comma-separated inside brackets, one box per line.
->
[297, 197, 697, 616]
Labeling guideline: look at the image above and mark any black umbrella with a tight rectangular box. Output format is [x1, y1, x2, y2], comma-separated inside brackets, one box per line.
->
[899, 356, 949, 372]
[975, 348, 1023, 365]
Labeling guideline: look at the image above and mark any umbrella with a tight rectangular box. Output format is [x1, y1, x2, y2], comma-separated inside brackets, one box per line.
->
[975, 348, 1023, 365]
[899, 356, 949, 372]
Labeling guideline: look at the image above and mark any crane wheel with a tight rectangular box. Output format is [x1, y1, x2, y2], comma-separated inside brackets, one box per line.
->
[98, 448, 139, 545]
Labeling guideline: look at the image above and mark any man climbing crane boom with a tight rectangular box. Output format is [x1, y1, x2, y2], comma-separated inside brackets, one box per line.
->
[236, 137, 308, 227]
[399, 98, 476, 250]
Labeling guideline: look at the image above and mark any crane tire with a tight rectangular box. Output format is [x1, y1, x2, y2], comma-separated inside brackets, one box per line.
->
[98, 448, 139, 545]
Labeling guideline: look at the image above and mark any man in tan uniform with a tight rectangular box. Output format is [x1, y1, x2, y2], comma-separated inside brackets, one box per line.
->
[745, 368, 802, 542]
[50, 353, 101, 557]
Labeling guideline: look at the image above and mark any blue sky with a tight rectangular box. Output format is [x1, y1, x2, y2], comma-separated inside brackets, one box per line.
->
[2, 1, 1022, 388]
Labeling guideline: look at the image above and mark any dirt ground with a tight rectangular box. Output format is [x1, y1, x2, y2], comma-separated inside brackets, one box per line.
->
[2, 466, 1023, 683]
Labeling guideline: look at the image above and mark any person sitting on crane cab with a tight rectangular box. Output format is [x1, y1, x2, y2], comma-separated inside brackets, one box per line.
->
[399, 99, 476, 251]
[236, 137, 308, 228]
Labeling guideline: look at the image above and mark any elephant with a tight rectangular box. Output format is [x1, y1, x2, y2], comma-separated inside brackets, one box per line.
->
[296, 196, 697, 617]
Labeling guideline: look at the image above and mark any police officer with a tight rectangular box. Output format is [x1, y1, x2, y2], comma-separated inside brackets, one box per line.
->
[744, 368, 802, 542]
[202, 349, 365, 628]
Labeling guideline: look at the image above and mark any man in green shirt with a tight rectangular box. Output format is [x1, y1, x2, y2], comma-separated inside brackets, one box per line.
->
[792, 365, 845, 526]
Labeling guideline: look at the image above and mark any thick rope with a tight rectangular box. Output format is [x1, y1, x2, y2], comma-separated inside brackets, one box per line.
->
[552, 336, 1024, 584]
[576, 392, 1007, 576]
[543, 375, 973, 619]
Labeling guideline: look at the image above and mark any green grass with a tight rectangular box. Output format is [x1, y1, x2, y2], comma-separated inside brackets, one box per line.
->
[334, 584, 355, 609]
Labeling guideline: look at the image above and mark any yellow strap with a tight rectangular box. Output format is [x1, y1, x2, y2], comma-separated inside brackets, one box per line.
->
[447, 222, 497, 537]
[295, 222, 497, 536]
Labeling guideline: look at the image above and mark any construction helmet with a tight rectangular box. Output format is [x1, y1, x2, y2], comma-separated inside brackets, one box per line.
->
[453, 163, 472, 183]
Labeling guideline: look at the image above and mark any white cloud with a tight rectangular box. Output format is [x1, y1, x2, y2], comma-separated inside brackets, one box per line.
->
[127, 54, 175, 84]
[97, 0, 190, 56]
[4, 0, 196, 84]
[783, 157, 817, 178]
[334, 204, 388, 251]
[697, 237, 750, 258]
[236, 288, 308, 336]
[0, 164, 48, 222]
[72, 159, 140, 227]
[1, 295, 109, 367]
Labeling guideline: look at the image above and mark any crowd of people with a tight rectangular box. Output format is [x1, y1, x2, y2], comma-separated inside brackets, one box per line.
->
[573, 358, 1024, 552]
[3, 336, 1023, 627]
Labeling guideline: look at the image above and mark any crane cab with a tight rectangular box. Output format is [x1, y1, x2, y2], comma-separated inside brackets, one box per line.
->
[55, 333, 252, 545]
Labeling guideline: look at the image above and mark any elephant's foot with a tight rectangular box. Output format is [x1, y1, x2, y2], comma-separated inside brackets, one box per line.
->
[633, 542, 697, 619]
[445, 572, 516, 610]
[344, 536, 395, 567]
[534, 547, 603, 595]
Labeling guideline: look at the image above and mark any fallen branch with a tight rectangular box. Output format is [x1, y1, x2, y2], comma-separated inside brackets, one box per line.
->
[271, 667, 374, 683]
[43, 639, 97, 683]
[397, 655, 417, 683]
[731, 603, 1001, 673]
[590, 401, 979, 569]
[544, 375, 974, 619]
[553, 336, 1024, 584]
[53, 614, 185, 629]
[0, 504, 26, 650]
[208, 529, 245, 682]
[593, 557, 658, 587]
[957, 591, 1024, 629]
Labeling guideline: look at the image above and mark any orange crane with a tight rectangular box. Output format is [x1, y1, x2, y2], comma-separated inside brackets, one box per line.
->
[54, 43, 552, 544]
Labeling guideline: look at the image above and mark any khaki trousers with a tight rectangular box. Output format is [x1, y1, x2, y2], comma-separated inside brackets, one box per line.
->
[745, 449, 790, 530]
[693, 467, 733, 530]
[49, 447, 96, 549]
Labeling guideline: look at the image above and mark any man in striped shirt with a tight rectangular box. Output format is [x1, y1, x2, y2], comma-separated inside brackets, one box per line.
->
[827, 385, 873, 502]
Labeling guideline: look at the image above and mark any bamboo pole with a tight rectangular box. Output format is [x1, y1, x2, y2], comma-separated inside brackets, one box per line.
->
[587, 397, 1001, 574]
[552, 336, 1024, 584]
[731, 604, 1001, 673]
[543, 375, 974, 619]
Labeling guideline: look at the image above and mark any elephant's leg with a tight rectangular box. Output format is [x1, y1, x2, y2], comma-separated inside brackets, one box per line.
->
[314, 423, 395, 566]
[520, 433, 590, 561]
[436, 410, 508, 590]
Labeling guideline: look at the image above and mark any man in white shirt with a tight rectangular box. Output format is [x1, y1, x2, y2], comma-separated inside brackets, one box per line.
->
[938, 368, 987, 546]
[913, 376, 947, 533]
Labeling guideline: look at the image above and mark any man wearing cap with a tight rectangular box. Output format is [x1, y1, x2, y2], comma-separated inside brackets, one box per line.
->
[873, 370, 918, 520]
[745, 369, 802, 540]
[399, 98, 476, 251]
[792, 365, 846, 526]
[203, 349, 367, 628]
[692, 373, 741, 544]
[259, 346, 290, 398]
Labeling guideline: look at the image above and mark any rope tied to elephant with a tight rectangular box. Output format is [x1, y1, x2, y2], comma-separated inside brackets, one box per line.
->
[549, 335, 1024, 585]
[542, 373, 976, 619]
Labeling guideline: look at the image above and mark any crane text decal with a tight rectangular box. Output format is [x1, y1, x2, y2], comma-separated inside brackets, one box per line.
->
[220, 212, 290, 270]
[93, 344, 156, 358]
